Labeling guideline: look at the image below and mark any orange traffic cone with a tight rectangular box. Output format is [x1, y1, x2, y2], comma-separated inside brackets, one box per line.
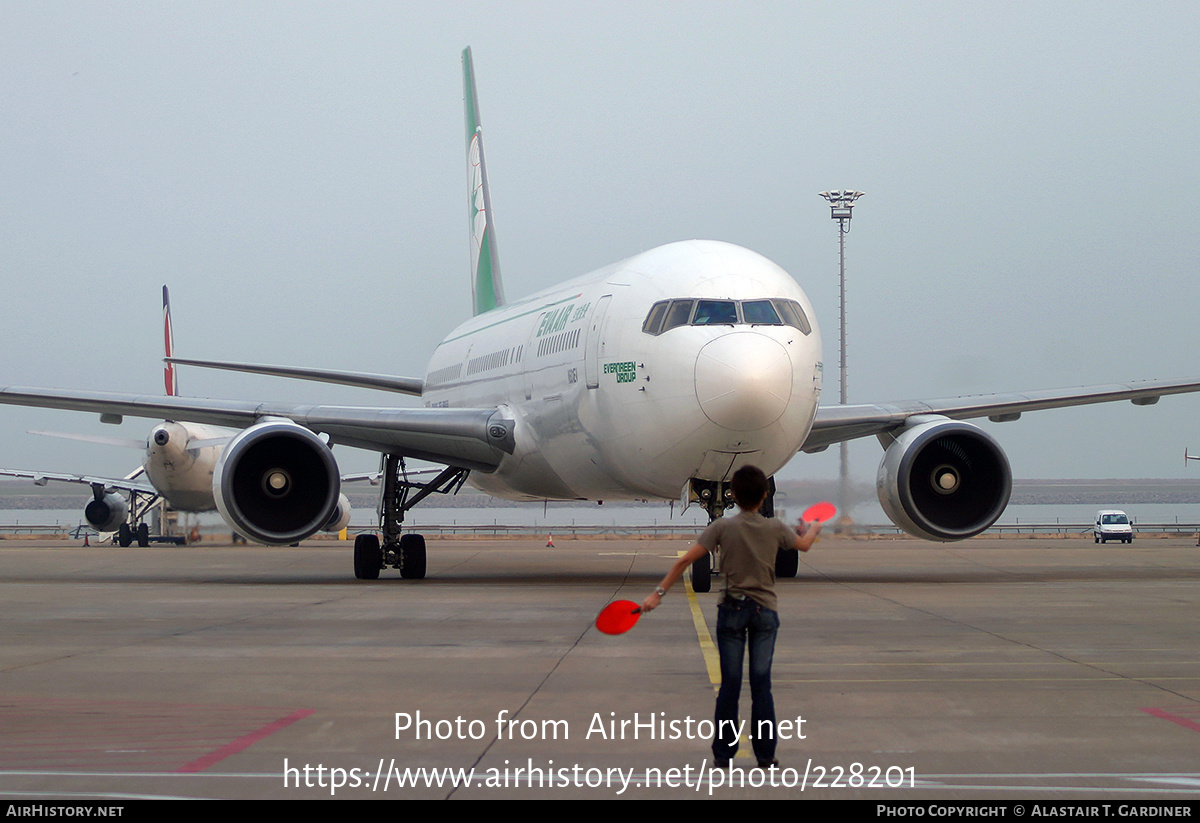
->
[83, 534, 89, 547]
[547, 534, 555, 547]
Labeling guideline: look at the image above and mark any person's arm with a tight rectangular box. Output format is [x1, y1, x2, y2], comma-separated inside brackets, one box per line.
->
[640, 543, 709, 613]
[793, 520, 822, 552]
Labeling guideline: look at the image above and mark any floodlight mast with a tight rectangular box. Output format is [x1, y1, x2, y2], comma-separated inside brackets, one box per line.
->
[819, 190, 864, 527]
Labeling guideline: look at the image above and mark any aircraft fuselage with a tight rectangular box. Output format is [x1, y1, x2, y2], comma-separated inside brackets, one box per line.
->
[423, 239, 823, 501]
[142, 420, 226, 512]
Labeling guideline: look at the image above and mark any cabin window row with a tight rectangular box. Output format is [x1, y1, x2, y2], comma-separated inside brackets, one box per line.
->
[467, 346, 517, 376]
[537, 327, 582, 357]
[426, 363, 463, 387]
[641, 298, 812, 336]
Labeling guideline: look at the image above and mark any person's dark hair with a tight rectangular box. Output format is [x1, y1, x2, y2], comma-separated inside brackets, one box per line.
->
[730, 465, 769, 510]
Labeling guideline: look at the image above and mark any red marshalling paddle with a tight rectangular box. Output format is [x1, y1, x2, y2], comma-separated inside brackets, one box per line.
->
[801, 500, 837, 524]
[595, 600, 642, 635]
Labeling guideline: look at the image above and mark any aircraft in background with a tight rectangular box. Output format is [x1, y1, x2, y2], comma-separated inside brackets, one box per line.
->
[0, 465, 161, 546]
[4, 48, 1200, 584]
[1, 286, 350, 545]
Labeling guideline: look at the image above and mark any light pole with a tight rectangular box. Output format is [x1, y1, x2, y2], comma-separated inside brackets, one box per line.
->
[819, 190, 864, 527]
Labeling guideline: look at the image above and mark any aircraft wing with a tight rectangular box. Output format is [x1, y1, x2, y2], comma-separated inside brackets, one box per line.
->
[0, 385, 514, 472]
[0, 467, 159, 496]
[803, 377, 1200, 452]
[165, 357, 425, 396]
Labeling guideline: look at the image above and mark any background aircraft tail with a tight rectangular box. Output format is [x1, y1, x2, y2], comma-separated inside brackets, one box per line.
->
[463, 47, 505, 316]
[163, 285, 177, 396]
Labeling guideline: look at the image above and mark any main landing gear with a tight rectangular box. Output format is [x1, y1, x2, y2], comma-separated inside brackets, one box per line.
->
[117, 522, 151, 548]
[353, 454, 469, 580]
[688, 478, 732, 594]
[760, 477, 800, 579]
[97, 484, 157, 548]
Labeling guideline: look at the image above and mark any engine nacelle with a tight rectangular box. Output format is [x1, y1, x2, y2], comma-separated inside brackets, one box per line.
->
[876, 417, 1011, 542]
[323, 493, 352, 533]
[213, 420, 341, 545]
[84, 492, 128, 532]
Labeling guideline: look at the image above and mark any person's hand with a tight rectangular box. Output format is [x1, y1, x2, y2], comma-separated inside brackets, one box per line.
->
[640, 592, 662, 613]
[796, 519, 821, 551]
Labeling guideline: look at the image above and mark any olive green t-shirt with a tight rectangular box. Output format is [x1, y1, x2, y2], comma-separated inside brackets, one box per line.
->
[697, 510, 795, 610]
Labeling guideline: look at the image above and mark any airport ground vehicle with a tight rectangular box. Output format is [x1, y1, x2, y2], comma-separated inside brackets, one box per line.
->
[1094, 510, 1134, 543]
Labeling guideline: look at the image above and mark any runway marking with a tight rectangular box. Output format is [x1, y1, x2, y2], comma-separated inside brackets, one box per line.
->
[5, 768, 1198, 796]
[780, 659, 1200, 667]
[905, 778, 1200, 794]
[680, 554, 758, 760]
[779, 675, 1200, 684]
[1142, 706, 1200, 734]
[175, 708, 314, 772]
[0, 697, 314, 773]
[682, 554, 721, 687]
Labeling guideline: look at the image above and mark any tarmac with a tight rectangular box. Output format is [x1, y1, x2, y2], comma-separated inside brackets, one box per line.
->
[1, 534, 1199, 800]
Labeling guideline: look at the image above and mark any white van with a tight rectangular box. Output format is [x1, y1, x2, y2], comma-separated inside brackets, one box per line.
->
[1094, 510, 1133, 544]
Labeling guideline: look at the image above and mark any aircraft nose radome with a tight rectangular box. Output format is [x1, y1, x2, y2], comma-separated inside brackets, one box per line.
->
[694, 332, 792, 431]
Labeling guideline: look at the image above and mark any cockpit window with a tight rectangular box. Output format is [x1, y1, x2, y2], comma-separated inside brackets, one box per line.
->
[742, 300, 782, 325]
[693, 300, 738, 325]
[642, 297, 812, 336]
[773, 299, 812, 335]
[662, 299, 695, 332]
[642, 301, 669, 335]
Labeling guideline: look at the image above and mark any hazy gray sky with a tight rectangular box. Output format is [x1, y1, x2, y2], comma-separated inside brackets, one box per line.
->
[2, 1, 1199, 485]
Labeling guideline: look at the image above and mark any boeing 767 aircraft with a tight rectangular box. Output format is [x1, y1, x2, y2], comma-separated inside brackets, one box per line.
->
[3, 48, 1200, 586]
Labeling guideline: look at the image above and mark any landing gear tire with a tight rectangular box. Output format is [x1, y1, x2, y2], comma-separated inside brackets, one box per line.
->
[354, 534, 382, 580]
[118, 523, 132, 548]
[691, 551, 712, 593]
[775, 547, 799, 578]
[136, 523, 149, 548]
[400, 533, 426, 580]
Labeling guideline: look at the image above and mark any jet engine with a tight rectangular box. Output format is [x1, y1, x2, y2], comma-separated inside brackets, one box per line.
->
[876, 417, 1011, 541]
[213, 420, 341, 545]
[84, 491, 128, 532]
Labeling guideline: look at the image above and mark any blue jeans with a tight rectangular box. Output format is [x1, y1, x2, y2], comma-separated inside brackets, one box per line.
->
[713, 597, 779, 764]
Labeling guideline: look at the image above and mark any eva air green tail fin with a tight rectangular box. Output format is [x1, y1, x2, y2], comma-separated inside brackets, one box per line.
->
[463, 47, 505, 316]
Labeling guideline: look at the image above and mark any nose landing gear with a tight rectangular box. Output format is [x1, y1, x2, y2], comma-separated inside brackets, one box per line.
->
[687, 478, 737, 594]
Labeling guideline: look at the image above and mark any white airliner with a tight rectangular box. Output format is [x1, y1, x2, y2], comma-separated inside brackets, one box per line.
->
[1, 287, 351, 546]
[4, 48, 1200, 584]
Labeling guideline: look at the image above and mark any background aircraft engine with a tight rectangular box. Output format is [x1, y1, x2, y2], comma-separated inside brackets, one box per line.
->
[876, 418, 1011, 542]
[323, 493, 352, 533]
[213, 420, 341, 545]
[84, 492, 128, 532]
